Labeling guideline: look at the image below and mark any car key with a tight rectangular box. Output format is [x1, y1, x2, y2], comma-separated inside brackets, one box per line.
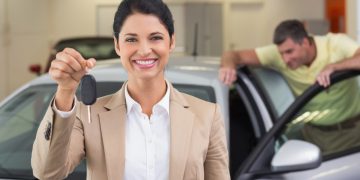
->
[80, 74, 97, 123]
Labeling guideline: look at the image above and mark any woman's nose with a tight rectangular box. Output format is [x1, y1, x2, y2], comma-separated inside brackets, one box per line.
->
[138, 42, 152, 56]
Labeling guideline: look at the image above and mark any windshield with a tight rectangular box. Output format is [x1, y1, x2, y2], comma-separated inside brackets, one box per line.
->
[0, 85, 56, 178]
[0, 82, 215, 179]
[55, 39, 117, 60]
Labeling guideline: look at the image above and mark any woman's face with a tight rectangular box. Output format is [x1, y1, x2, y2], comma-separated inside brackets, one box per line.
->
[114, 13, 175, 81]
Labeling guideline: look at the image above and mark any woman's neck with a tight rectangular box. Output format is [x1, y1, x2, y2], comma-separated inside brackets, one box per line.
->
[127, 78, 167, 117]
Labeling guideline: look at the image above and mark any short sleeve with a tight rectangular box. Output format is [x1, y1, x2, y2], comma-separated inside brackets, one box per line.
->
[255, 44, 284, 69]
[329, 33, 359, 62]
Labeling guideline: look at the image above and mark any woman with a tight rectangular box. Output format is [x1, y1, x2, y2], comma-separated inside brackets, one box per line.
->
[31, 0, 230, 179]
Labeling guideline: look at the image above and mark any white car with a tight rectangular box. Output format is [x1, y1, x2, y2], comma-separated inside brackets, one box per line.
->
[0, 56, 360, 179]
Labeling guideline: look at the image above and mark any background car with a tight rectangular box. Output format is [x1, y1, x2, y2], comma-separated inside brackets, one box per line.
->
[2, 56, 360, 179]
[29, 36, 117, 75]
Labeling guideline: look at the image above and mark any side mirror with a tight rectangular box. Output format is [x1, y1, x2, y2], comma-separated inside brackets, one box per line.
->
[271, 140, 321, 172]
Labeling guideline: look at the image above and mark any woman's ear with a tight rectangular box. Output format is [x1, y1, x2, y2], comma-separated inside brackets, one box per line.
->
[170, 34, 176, 52]
[113, 36, 121, 56]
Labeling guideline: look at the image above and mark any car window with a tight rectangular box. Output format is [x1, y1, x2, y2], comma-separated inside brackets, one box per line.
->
[251, 67, 295, 118]
[55, 39, 117, 60]
[276, 75, 360, 158]
[174, 84, 216, 103]
[0, 85, 56, 178]
[77, 82, 216, 103]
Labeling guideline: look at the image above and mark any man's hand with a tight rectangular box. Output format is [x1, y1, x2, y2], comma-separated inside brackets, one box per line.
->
[219, 67, 237, 86]
[218, 50, 261, 86]
[316, 64, 336, 88]
[218, 51, 238, 86]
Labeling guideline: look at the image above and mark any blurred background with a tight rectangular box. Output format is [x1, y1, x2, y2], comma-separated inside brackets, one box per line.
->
[0, 0, 357, 101]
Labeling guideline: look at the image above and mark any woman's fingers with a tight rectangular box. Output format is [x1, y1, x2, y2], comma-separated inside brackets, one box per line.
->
[50, 48, 97, 91]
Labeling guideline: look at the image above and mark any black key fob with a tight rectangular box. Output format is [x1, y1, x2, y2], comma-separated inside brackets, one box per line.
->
[80, 74, 97, 105]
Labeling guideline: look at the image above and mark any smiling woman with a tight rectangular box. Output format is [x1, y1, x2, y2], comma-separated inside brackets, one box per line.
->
[31, 0, 230, 180]
[114, 13, 175, 97]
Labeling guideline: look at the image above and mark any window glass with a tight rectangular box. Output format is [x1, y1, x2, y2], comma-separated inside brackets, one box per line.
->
[77, 82, 216, 103]
[252, 67, 295, 118]
[277, 76, 360, 157]
[174, 84, 216, 103]
[0, 85, 56, 178]
[55, 39, 117, 60]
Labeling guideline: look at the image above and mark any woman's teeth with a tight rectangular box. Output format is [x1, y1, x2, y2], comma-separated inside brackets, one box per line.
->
[136, 60, 155, 65]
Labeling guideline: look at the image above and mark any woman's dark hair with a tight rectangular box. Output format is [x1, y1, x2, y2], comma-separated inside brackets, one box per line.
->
[273, 19, 310, 45]
[113, 0, 174, 40]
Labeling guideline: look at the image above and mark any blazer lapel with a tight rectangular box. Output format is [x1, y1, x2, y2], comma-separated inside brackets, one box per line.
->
[169, 86, 195, 180]
[99, 85, 127, 180]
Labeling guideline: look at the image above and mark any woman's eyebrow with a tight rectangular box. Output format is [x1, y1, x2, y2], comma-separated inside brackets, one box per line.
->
[150, 32, 164, 36]
[124, 33, 137, 36]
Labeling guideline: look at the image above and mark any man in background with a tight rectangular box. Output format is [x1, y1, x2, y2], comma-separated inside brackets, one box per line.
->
[219, 19, 360, 155]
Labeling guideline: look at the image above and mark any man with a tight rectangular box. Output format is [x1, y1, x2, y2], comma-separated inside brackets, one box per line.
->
[219, 19, 360, 155]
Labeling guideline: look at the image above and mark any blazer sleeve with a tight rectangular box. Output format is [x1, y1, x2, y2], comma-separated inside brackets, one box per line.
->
[204, 103, 231, 180]
[31, 99, 85, 180]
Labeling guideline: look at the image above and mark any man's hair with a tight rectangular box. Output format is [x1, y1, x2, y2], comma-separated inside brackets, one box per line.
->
[273, 19, 310, 45]
[113, 0, 174, 40]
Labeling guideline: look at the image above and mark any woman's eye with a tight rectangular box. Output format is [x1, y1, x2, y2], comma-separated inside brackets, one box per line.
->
[151, 36, 163, 41]
[125, 38, 137, 42]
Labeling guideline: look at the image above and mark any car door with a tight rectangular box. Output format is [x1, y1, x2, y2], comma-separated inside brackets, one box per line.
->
[228, 66, 297, 177]
[235, 70, 360, 180]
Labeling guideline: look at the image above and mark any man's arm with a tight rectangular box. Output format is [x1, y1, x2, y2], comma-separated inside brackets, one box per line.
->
[218, 49, 261, 86]
[317, 48, 360, 87]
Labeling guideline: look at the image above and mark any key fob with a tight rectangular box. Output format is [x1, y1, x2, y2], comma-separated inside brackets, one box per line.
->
[80, 74, 97, 105]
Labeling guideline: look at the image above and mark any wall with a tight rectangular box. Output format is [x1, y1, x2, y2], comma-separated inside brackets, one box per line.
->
[48, 0, 325, 52]
[0, 0, 50, 101]
[49, 0, 98, 43]
[356, 0, 360, 42]
[49, 0, 128, 42]
[347, 0, 357, 40]
[225, 0, 325, 50]
[0, 0, 6, 99]
[4, 0, 359, 100]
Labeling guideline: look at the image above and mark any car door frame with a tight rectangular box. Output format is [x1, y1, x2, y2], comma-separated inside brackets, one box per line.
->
[235, 66, 278, 139]
[235, 70, 360, 180]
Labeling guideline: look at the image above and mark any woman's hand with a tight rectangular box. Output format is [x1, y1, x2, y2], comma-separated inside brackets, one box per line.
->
[49, 48, 96, 111]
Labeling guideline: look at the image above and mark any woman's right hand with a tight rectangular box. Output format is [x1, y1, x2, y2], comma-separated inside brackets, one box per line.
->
[49, 48, 96, 111]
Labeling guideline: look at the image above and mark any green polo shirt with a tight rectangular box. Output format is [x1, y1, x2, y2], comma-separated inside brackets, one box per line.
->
[255, 33, 360, 125]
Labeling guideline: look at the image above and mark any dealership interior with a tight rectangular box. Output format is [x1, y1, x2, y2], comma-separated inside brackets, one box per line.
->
[2, 0, 360, 179]
[0, 0, 358, 100]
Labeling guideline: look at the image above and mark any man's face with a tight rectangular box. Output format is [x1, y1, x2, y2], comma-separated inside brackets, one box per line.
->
[277, 37, 309, 70]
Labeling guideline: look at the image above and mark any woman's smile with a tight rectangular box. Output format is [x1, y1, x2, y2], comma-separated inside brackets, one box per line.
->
[133, 58, 158, 69]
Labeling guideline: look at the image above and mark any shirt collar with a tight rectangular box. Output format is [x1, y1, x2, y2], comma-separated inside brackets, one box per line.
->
[125, 80, 170, 115]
